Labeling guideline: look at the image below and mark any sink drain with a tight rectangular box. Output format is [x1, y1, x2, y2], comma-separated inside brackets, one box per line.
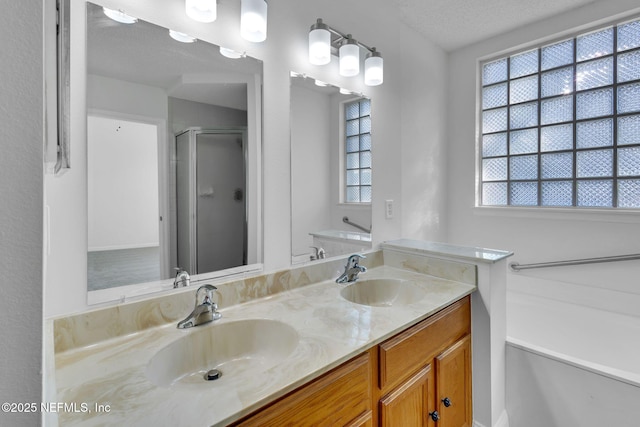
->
[204, 369, 222, 381]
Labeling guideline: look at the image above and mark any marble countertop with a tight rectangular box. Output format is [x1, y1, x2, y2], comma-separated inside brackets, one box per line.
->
[382, 239, 513, 263]
[54, 265, 475, 426]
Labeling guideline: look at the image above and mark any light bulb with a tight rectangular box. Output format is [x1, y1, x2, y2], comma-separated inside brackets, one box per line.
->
[339, 38, 360, 77]
[169, 30, 196, 43]
[185, 0, 217, 23]
[241, 0, 268, 43]
[309, 19, 331, 65]
[220, 47, 243, 59]
[103, 7, 137, 24]
[364, 50, 383, 86]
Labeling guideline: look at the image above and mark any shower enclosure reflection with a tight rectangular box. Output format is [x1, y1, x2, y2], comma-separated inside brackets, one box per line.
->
[176, 128, 248, 274]
[85, 2, 263, 303]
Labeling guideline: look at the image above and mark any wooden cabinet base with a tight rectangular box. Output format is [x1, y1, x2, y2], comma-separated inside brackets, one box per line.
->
[232, 296, 472, 427]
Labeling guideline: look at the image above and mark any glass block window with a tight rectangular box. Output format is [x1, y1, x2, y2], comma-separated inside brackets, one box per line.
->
[345, 98, 372, 203]
[480, 18, 640, 208]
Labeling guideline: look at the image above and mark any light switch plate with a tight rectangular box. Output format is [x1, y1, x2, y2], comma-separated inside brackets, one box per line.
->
[385, 199, 393, 219]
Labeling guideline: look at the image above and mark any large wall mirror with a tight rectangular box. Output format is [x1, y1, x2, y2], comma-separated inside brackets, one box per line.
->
[86, 2, 263, 304]
[290, 73, 372, 265]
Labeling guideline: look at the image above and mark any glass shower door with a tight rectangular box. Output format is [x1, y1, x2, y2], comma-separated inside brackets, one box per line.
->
[195, 131, 246, 273]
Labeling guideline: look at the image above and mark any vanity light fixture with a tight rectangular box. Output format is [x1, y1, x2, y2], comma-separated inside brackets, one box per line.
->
[102, 7, 137, 24]
[240, 0, 268, 42]
[185, 0, 217, 23]
[339, 37, 360, 77]
[309, 19, 331, 65]
[220, 47, 244, 59]
[307, 18, 384, 86]
[169, 30, 197, 43]
[364, 48, 384, 86]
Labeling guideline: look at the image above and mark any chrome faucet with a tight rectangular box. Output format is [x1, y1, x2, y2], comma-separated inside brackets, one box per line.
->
[335, 254, 367, 284]
[173, 267, 190, 288]
[177, 284, 222, 329]
[310, 246, 326, 261]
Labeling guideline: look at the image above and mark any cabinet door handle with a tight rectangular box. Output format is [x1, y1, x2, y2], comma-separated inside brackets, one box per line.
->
[429, 410, 440, 421]
[442, 397, 452, 407]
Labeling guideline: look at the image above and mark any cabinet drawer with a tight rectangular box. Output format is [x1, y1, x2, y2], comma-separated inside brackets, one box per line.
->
[234, 350, 372, 427]
[379, 296, 470, 390]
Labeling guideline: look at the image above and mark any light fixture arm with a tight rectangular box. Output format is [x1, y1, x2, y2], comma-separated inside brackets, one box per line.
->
[309, 18, 383, 86]
[314, 19, 379, 56]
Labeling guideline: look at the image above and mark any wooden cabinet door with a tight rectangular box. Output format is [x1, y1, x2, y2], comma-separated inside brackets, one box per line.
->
[234, 351, 371, 427]
[435, 335, 472, 427]
[379, 365, 434, 427]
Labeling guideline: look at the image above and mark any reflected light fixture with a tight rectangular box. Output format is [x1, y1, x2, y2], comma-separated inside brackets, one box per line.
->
[307, 18, 383, 86]
[169, 30, 196, 43]
[241, 0, 268, 43]
[184, 0, 268, 43]
[220, 47, 244, 59]
[185, 0, 217, 23]
[103, 7, 137, 24]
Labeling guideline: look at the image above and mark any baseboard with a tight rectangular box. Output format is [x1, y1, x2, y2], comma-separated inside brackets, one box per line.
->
[474, 409, 510, 427]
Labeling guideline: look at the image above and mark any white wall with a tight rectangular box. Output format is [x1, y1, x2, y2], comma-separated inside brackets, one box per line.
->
[290, 83, 332, 256]
[0, 1, 43, 425]
[87, 116, 159, 251]
[44, 0, 449, 317]
[169, 97, 247, 133]
[88, 74, 168, 118]
[446, 0, 640, 325]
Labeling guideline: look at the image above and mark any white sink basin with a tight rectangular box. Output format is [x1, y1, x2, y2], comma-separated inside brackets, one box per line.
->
[146, 319, 298, 387]
[340, 278, 427, 307]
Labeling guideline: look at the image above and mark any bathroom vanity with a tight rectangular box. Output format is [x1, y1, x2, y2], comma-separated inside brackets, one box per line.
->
[233, 296, 471, 427]
[48, 241, 510, 426]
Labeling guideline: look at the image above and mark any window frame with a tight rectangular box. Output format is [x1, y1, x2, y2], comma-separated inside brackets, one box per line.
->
[477, 15, 640, 212]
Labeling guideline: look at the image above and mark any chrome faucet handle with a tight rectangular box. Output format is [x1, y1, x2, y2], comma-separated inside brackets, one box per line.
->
[196, 284, 217, 306]
[336, 254, 367, 284]
[173, 267, 190, 288]
[346, 254, 366, 268]
[310, 246, 327, 261]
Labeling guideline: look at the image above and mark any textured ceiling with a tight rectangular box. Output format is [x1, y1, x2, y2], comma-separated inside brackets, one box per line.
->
[393, 0, 600, 51]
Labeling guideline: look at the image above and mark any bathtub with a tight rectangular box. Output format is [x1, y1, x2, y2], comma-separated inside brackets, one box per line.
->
[505, 291, 640, 427]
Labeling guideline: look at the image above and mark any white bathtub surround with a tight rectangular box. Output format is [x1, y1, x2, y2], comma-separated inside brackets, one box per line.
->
[309, 229, 372, 260]
[506, 292, 640, 427]
[381, 239, 514, 427]
[49, 241, 512, 426]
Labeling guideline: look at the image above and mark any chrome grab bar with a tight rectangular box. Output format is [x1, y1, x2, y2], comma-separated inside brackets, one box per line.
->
[342, 216, 371, 233]
[510, 253, 640, 272]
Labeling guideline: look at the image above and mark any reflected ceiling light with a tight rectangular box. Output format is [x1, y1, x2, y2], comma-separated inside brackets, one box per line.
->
[103, 7, 137, 24]
[185, 0, 217, 23]
[307, 18, 383, 86]
[309, 19, 331, 65]
[339, 88, 353, 95]
[241, 0, 268, 43]
[220, 47, 244, 59]
[364, 49, 384, 86]
[314, 79, 330, 87]
[169, 30, 196, 43]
